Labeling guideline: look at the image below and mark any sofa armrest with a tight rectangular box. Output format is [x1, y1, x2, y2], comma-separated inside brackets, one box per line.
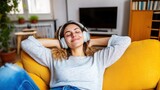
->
[15, 50, 50, 90]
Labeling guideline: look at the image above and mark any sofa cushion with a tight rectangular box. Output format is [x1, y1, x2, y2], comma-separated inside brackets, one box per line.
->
[103, 39, 160, 90]
[21, 51, 50, 86]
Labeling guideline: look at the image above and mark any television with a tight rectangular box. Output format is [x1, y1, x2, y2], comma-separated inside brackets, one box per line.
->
[79, 7, 118, 29]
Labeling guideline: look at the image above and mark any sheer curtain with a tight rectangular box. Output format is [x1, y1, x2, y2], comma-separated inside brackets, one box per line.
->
[27, 0, 51, 14]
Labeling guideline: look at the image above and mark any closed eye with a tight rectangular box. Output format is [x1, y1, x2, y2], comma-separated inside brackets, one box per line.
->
[74, 28, 81, 33]
[65, 32, 71, 37]
[75, 30, 80, 33]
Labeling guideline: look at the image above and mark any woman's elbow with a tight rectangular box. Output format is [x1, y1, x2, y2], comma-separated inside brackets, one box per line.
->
[126, 36, 131, 46]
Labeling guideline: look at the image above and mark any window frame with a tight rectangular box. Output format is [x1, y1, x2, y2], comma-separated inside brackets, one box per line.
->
[9, 0, 54, 21]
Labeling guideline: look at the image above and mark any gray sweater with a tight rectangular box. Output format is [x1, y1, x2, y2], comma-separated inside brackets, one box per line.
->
[21, 35, 131, 90]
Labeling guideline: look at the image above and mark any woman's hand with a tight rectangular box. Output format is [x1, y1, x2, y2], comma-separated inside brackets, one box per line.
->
[38, 38, 61, 48]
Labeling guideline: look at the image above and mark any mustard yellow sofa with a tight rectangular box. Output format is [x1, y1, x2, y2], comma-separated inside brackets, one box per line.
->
[16, 39, 160, 90]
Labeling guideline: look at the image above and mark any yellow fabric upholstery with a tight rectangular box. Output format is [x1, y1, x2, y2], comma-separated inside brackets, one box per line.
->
[28, 73, 49, 90]
[16, 39, 160, 90]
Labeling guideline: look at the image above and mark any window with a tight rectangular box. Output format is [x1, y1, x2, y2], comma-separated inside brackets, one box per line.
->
[28, 0, 51, 14]
[9, 0, 53, 20]
[9, 0, 23, 14]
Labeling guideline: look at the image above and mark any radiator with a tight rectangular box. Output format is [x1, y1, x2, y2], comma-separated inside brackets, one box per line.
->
[11, 23, 55, 48]
[14, 23, 55, 38]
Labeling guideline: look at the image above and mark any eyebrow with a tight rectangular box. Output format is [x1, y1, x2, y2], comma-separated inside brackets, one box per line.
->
[64, 27, 79, 34]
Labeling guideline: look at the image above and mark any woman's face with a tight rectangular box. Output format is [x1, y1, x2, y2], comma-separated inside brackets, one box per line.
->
[63, 24, 84, 49]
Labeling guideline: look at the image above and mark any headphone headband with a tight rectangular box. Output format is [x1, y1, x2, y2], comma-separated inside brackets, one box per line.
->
[57, 25, 63, 40]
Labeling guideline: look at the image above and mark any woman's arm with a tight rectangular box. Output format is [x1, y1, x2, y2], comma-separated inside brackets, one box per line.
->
[21, 36, 54, 66]
[88, 37, 110, 47]
[37, 38, 61, 48]
[94, 35, 131, 68]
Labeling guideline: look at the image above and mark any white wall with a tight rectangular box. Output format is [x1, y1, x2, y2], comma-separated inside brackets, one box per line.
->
[52, 0, 67, 28]
[53, 0, 130, 35]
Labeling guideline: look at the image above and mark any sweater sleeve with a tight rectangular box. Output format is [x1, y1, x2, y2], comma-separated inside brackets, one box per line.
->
[21, 36, 53, 67]
[94, 35, 131, 69]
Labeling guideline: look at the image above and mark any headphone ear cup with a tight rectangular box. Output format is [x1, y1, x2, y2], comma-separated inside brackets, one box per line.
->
[60, 38, 68, 49]
[83, 31, 90, 42]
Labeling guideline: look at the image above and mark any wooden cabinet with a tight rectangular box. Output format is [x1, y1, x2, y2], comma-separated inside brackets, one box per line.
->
[129, 0, 160, 41]
[129, 11, 153, 41]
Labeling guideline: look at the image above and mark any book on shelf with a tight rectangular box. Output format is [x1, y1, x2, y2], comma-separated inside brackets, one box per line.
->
[153, 1, 158, 10]
[135, 1, 138, 10]
[150, 0, 153, 10]
[143, 2, 147, 10]
[132, 2, 136, 10]
[157, 1, 160, 10]
[139, 1, 142, 10]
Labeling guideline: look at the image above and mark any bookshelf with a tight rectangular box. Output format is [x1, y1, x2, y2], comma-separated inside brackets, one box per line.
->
[129, 0, 160, 41]
[151, 11, 160, 40]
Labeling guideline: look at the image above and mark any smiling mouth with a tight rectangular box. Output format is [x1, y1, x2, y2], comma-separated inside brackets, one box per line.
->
[71, 38, 80, 42]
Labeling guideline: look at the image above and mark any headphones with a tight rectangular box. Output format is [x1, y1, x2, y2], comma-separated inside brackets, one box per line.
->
[57, 20, 90, 49]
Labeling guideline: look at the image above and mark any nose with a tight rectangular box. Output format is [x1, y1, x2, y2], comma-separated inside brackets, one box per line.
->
[71, 32, 76, 37]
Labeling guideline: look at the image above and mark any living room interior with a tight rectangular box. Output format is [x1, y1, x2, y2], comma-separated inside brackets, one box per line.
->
[0, 0, 160, 89]
[0, 0, 131, 63]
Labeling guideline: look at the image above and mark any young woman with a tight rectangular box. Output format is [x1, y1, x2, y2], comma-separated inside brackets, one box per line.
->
[0, 21, 131, 90]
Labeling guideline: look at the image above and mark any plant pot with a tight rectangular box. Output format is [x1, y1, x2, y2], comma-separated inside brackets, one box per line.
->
[18, 19, 25, 24]
[31, 20, 38, 24]
[0, 49, 16, 64]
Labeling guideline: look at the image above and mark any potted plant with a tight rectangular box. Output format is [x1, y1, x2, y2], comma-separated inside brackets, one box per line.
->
[18, 16, 25, 24]
[29, 15, 38, 24]
[0, 0, 19, 64]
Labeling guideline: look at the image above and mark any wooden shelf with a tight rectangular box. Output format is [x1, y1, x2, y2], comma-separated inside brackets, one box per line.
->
[150, 36, 159, 39]
[152, 20, 160, 22]
[151, 29, 159, 31]
[154, 12, 160, 14]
